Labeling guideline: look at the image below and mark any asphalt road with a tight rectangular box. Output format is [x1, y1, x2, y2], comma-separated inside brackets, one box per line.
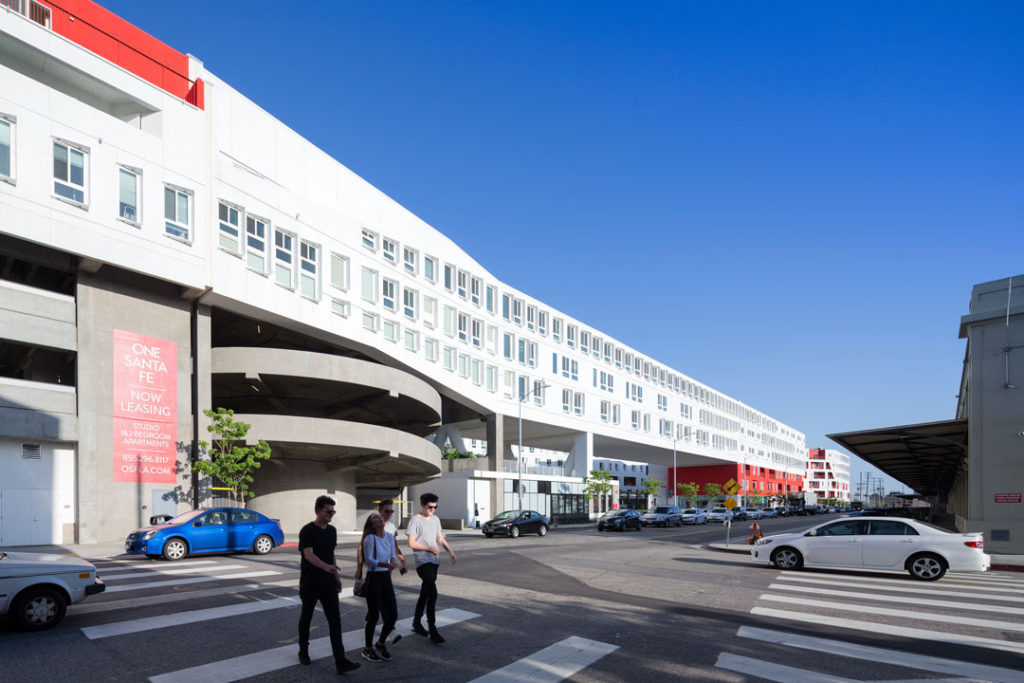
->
[2, 518, 1022, 682]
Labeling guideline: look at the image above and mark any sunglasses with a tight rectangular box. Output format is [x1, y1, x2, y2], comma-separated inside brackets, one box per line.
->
[426, 505, 437, 509]
[381, 509, 394, 515]
[325, 509, 336, 516]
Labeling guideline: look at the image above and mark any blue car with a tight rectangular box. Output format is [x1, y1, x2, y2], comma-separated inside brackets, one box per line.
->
[125, 507, 284, 561]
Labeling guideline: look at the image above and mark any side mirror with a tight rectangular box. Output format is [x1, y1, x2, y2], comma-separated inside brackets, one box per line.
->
[193, 520, 203, 527]
[806, 529, 816, 536]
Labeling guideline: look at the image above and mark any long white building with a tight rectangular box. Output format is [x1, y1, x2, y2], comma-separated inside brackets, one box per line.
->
[0, 0, 805, 544]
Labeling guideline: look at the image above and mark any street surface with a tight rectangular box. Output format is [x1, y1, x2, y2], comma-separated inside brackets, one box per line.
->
[2, 516, 1022, 682]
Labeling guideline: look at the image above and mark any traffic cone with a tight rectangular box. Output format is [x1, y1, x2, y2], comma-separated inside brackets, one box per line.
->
[747, 520, 763, 545]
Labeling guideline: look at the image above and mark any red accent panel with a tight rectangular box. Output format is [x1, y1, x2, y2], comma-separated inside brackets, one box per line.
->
[46, 0, 203, 109]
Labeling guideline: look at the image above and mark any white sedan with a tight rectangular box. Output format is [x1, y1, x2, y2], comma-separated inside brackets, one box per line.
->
[750, 517, 990, 581]
[0, 551, 105, 630]
[681, 508, 708, 525]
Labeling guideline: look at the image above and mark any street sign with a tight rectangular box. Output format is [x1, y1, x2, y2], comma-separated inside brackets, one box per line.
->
[724, 478, 740, 495]
[995, 493, 1022, 503]
[723, 497, 737, 510]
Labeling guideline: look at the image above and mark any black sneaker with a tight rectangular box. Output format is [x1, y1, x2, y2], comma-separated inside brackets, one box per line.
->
[337, 658, 361, 674]
[412, 622, 429, 636]
[375, 643, 391, 661]
[428, 627, 445, 643]
[298, 651, 311, 665]
[390, 633, 403, 646]
[361, 647, 383, 663]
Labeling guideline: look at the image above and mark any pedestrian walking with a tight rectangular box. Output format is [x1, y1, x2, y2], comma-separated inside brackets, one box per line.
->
[406, 492, 457, 642]
[297, 495, 360, 675]
[355, 498, 407, 579]
[358, 512, 400, 662]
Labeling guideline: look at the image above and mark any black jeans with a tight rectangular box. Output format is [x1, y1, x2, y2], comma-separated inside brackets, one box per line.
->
[414, 562, 439, 626]
[298, 578, 345, 664]
[364, 571, 397, 648]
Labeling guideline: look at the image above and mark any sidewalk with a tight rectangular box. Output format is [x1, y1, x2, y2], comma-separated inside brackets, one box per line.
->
[706, 541, 1024, 573]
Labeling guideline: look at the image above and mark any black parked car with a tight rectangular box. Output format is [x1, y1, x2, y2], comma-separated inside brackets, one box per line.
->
[482, 510, 549, 538]
[597, 509, 643, 532]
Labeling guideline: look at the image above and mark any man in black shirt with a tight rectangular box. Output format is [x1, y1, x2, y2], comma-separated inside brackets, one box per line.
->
[298, 495, 360, 675]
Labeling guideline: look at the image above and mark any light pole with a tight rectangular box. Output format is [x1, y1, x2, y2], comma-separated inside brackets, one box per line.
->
[671, 436, 678, 507]
[517, 381, 549, 511]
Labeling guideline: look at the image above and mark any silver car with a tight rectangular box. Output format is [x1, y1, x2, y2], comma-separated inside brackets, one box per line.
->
[642, 506, 683, 527]
[707, 507, 733, 523]
[681, 508, 708, 525]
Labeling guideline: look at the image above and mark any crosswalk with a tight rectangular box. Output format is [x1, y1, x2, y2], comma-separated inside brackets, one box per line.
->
[717, 570, 1024, 681]
[75, 555, 619, 682]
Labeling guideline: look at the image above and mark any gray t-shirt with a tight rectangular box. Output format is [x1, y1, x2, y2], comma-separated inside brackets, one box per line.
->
[406, 514, 442, 567]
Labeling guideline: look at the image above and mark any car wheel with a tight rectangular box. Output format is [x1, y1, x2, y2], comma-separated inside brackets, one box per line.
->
[162, 537, 189, 561]
[538, 524, 548, 537]
[253, 534, 274, 555]
[12, 587, 67, 631]
[770, 547, 804, 570]
[510, 525, 520, 539]
[907, 553, 946, 581]
[676, 518, 682, 527]
[484, 532, 494, 538]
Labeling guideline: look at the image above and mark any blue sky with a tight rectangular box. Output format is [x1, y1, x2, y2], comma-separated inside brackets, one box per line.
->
[102, 1, 1023, 496]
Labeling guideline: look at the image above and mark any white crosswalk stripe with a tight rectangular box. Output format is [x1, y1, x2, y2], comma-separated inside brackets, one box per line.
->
[148, 608, 481, 683]
[716, 652, 856, 683]
[468, 636, 618, 683]
[104, 570, 281, 593]
[773, 573, 1024, 601]
[73, 578, 300, 615]
[767, 581, 1024, 615]
[100, 564, 248, 580]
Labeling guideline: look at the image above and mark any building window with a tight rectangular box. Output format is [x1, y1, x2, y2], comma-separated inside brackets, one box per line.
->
[330, 253, 349, 290]
[573, 392, 585, 416]
[444, 264, 456, 292]
[53, 140, 88, 205]
[562, 389, 572, 413]
[566, 324, 577, 348]
[538, 311, 547, 336]
[443, 306, 456, 337]
[486, 365, 497, 392]
[444, 347, 457, 371]
[274, 229, 295, 287]
[422, 296, 437, 328]
[457, 269, 468, 299]
[471, 318, 483, 348]
[300, 241, 318, 299]
[503, 332, 514, 360]
[502, 294, 512, 321]
[164, 185, 191, 240]
[0, 115, 13, 182]
[552, 318, 562, 342]
[424, 337, 439, 362]
[403, 247, 418, 274]
[458, 353, 470, 378]
[330, 298, 350, 318]
[361, 267, 378, 303]
[382, 237, 398, 264]
[382, 278, 398, 312]
[526, 305, 536, 331]
[472, 359, 484, 385]
[486, 325, 497, 355]
[361, 228, 378, 251]
[362, 311, 379, 332]
[512, 298, 523, 326]
[246, 215, 268, 272]
[457, 312, 469, 343]
[404, 329, 419, 351]
[403, 288, 418, 320]
[118, 166, 141, 224]
[218, 202, 242, 252]
[486, 285, 497, 314]
[470, 276, 482, 306]
[533, 380, 545, 405]
[580, 331, 590, 354]
[382, 319, 399, 342]
[423, 255, 438, 282]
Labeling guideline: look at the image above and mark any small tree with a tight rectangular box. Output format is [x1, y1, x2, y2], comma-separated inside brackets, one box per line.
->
[443, 447, 483, 459]
[194, 407, 271, 503]
[583, 469, 615, 513]
[676, 482, 699, 506]
[640, 478, 663, 507]
[704, 482, 724, 506]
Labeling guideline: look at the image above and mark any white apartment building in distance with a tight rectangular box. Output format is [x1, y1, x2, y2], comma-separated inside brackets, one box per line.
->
[0, 0, 805, 544]
[805, 448, 851, 504]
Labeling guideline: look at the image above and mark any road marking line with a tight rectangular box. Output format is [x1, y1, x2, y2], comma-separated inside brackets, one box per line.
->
[104, 570, 280, 593]
[767, 583, 1024, 614]
[468, 636, 618, 682]
[82, 596, 301, 639]
[773, 574, 1024, 601]
[759, 594, 1024, 631]
[148, 608, 480, 683]
[715, 652, 855, 683]
[93, 559, 218, 568]
[73, 579, 301, 615]
[100, 564, 248, 580]
[750, 607, 1024, 655]
[737, 625, 1024, 683]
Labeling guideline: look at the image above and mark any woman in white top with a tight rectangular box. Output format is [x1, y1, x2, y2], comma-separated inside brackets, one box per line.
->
[358, 513, 399, 663]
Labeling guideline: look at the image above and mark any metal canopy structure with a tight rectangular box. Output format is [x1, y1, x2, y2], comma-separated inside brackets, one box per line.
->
[827, 419, 968, 497]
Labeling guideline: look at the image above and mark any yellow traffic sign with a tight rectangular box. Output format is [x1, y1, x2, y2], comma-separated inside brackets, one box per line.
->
[723, 478, 740, 495]
[723, 497, 737, 510]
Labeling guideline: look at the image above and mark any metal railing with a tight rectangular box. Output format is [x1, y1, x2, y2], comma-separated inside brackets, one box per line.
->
[1, 0, 51, 28]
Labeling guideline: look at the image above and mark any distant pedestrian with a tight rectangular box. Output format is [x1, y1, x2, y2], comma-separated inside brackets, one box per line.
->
[406, 492, 457, 642]
[358, 513, 400, 662]
[297, 495, 360, 675]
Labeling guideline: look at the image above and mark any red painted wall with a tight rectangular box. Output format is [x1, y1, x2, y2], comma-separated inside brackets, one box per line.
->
[46, 0, 204, 108]
[671, 463, 804, 499]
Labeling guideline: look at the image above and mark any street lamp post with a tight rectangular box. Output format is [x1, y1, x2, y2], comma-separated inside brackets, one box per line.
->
[517, 381, 550, 511]
[672, 437, 678, 507]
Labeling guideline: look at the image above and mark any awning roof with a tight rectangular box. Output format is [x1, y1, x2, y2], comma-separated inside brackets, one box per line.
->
[827, 419, 968, 497]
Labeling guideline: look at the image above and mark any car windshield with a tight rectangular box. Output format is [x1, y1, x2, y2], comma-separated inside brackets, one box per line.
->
[604, 510, 628, 518]
[652, 507, 671, 514]
[712, 508, 727, 513]
[683, 509, 698, 514]
[492, 511, 522, 521]
[165, 509, 206, 525]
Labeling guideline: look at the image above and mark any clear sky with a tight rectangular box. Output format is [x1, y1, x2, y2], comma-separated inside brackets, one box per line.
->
[101, 1, 1023, 497]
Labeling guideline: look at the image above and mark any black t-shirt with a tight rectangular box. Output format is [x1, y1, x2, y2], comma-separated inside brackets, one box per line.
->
[299, 521, 337, 586]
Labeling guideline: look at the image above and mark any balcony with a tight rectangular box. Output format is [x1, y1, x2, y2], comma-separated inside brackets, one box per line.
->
[1, 0, 51, 29]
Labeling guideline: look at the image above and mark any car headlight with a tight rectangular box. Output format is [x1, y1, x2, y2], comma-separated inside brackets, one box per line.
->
[142, 531, 156, 540]
[755, 538, 773, 546]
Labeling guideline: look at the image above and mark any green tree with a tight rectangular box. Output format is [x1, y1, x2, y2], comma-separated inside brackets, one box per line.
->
[676, 482, 699, 506]
[640, 478, 663, 505]
[193, 407, 271, 502]
[583, 469, 615, 500]
[704, 482, 724, 505]
[443, 447, 483, 459]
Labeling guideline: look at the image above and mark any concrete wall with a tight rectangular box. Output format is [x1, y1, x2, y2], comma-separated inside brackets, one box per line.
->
[960, 275, 1024, 552]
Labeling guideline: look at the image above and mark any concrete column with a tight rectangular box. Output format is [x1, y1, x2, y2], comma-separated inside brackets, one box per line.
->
[486, 413, 505, 515]
[250, 457, 358, 533]
[566, 431, 593, 479]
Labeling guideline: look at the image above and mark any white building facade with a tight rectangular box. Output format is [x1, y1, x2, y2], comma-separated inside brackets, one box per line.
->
[0, 1, 805, 543]
[805, 448, 851, 504]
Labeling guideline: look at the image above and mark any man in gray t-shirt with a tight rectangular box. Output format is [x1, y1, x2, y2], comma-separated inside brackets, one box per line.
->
[406, 492, 456, 642]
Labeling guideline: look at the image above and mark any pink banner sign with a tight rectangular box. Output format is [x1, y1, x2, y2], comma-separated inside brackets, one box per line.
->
[112, 330, 177, 483]
[995, 493, 1022, 504]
